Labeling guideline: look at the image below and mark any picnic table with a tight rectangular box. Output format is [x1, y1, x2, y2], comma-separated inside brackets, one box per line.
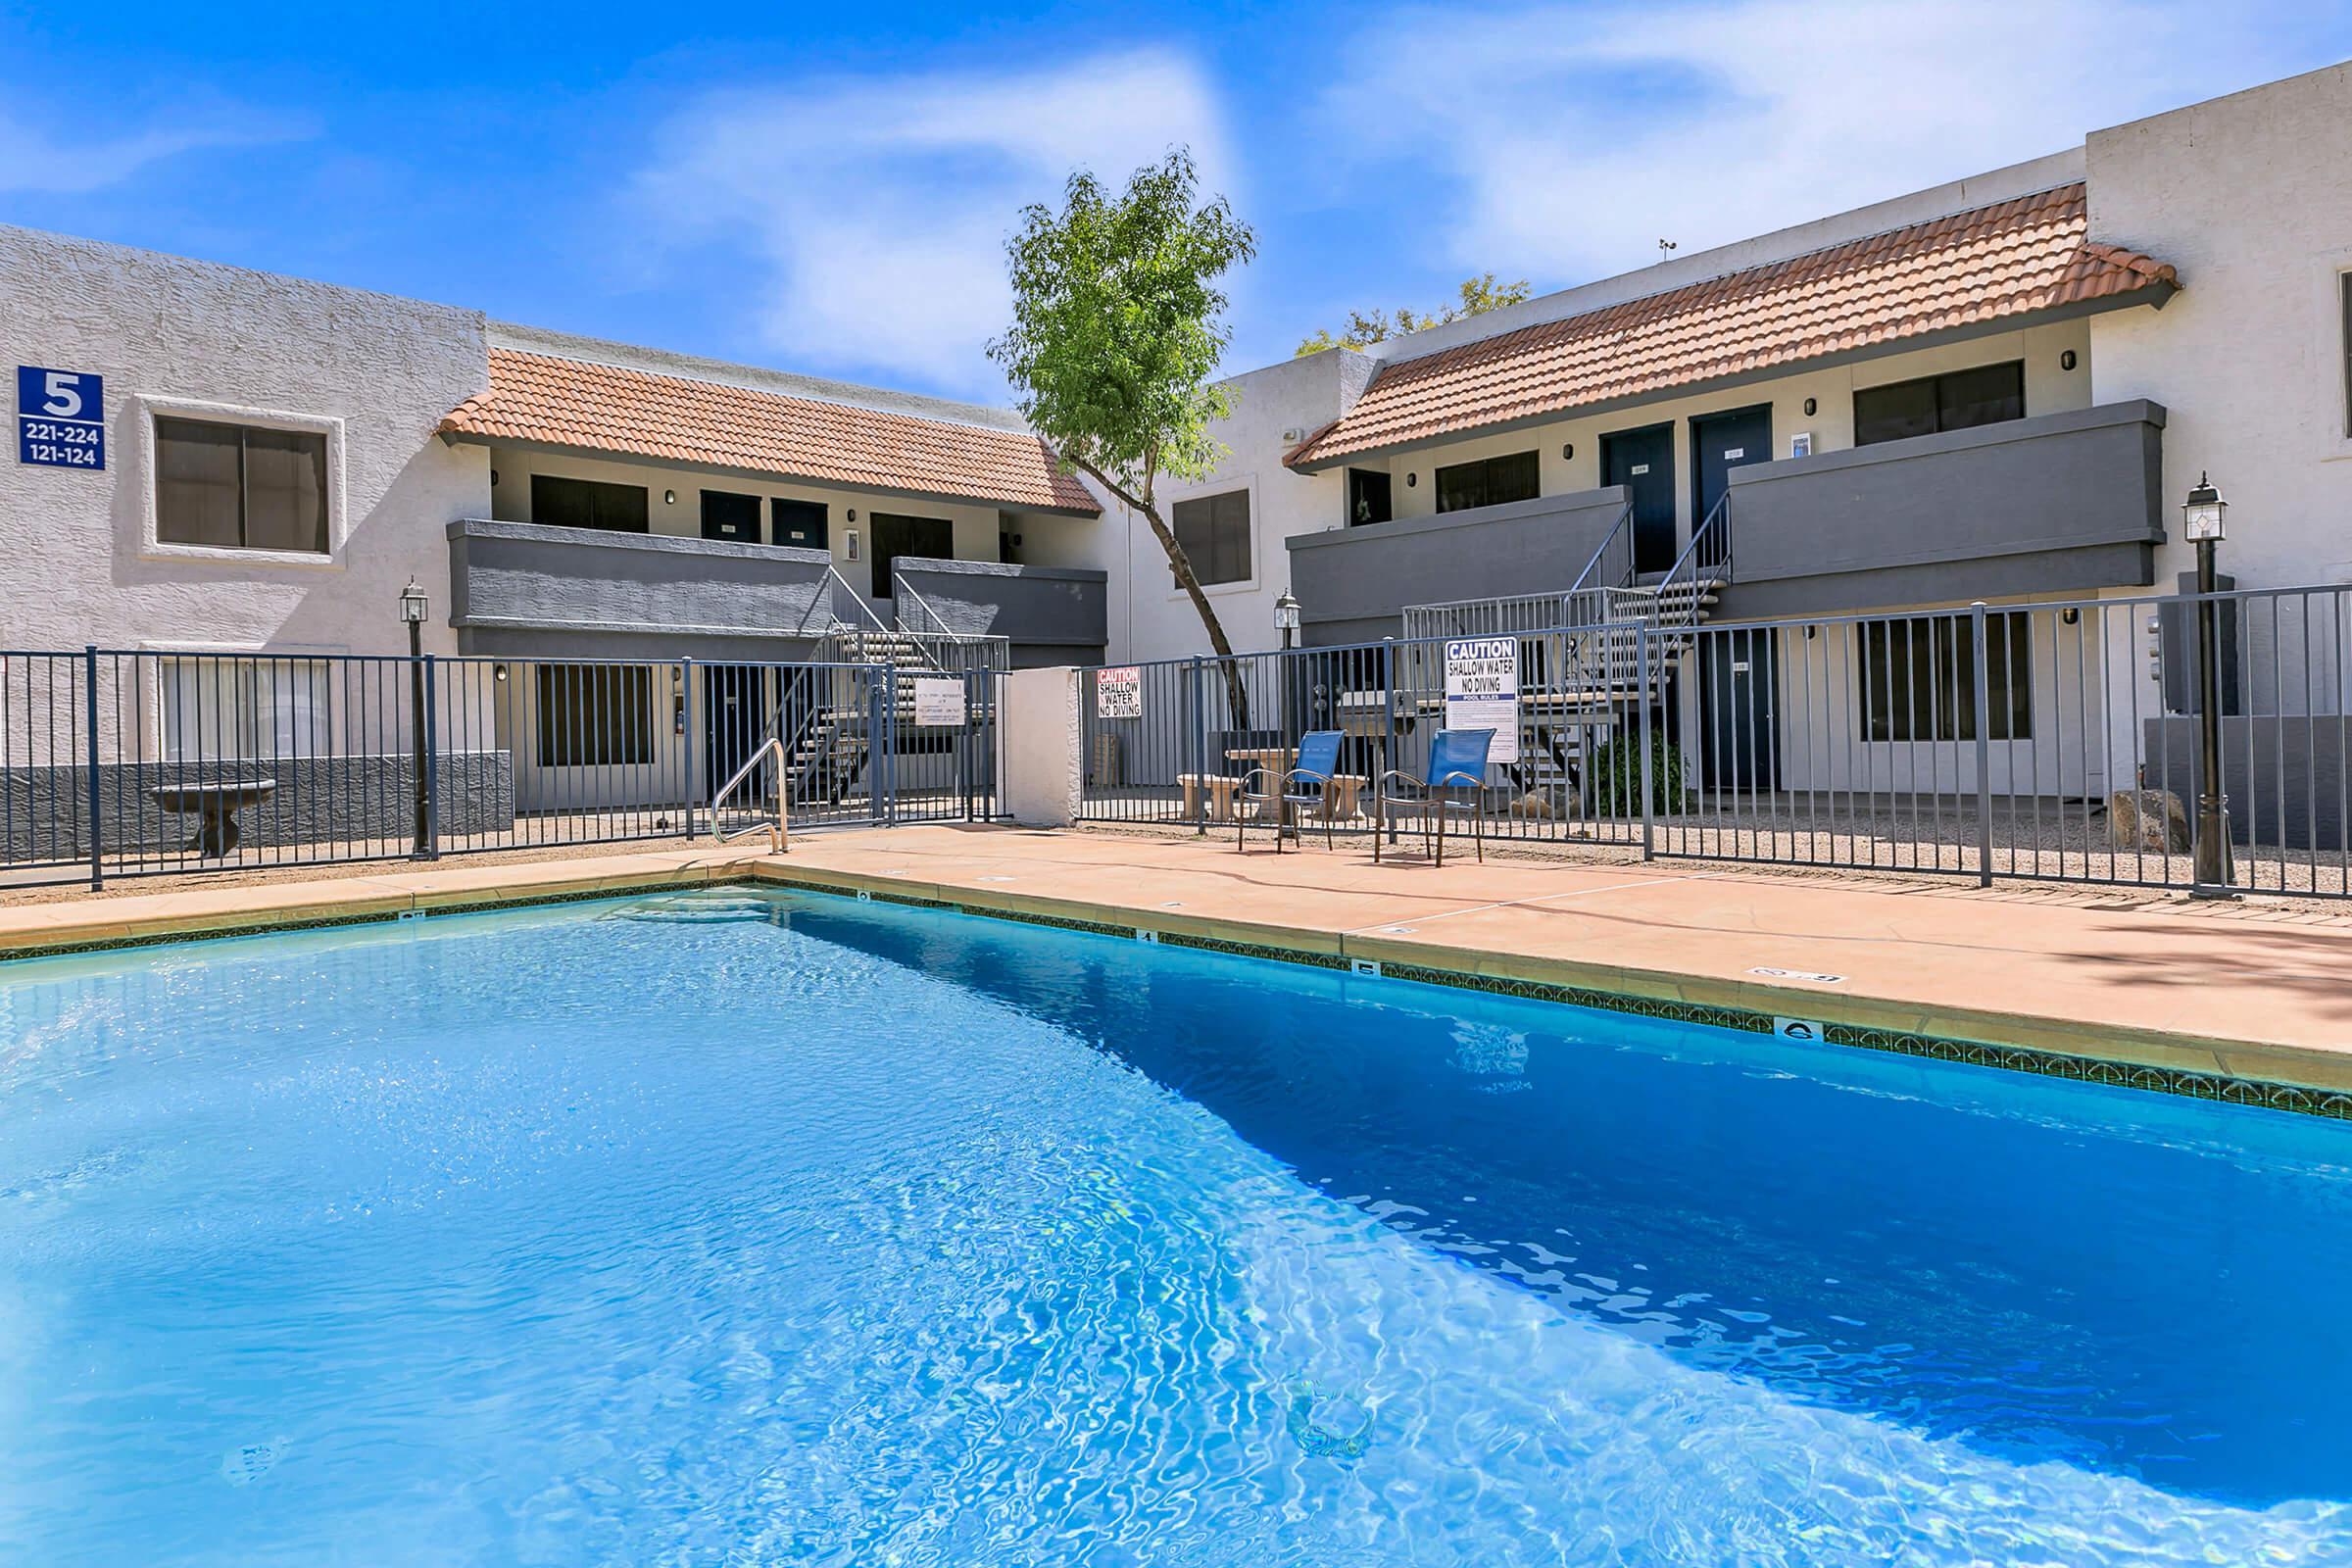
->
[149, 778, 276, 856]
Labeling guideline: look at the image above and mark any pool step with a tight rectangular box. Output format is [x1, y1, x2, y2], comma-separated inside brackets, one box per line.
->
[604, 895, 782, 926]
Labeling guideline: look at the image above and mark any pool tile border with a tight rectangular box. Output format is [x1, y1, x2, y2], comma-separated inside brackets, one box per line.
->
[0, 880, 723, 960]
[752, 870, 2352, 1120]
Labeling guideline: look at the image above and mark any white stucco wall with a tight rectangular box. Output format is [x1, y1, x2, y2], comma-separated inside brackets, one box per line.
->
[2085, 61, 2352, 593]
[0, 223, 490, 660]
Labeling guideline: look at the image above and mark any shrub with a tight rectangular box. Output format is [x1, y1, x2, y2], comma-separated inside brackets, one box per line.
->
[1590, 732, 1688, 817]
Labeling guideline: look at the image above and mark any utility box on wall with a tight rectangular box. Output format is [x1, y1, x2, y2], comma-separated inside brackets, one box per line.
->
[2156, 569, 2242, 716]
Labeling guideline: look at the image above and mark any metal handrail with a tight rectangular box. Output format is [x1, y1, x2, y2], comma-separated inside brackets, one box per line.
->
[1562, 500, 1639, 605]
[710, 736, 790, 852]
[1657, 490, 1731, 607]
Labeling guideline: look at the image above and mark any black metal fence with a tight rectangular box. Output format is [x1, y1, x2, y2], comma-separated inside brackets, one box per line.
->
[1, 650, 999, 889]
[1073, 582, 2352, 900]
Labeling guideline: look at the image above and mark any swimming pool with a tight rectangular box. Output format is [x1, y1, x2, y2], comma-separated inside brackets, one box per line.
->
[2, 886, 2348, 1564]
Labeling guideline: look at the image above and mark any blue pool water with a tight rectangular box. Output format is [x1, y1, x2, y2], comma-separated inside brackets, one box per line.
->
[3, 888, 2351, 1565]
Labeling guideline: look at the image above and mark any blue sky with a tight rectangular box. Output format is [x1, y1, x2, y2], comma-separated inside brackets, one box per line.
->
[4, 1, 2347, 402]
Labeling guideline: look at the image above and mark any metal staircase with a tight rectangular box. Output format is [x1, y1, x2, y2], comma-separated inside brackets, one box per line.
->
[1397, 495, 1733, 808]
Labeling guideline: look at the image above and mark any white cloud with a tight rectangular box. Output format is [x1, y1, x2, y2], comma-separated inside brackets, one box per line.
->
[0, 101, 300, 194]
[630, 50, 1234, 396]
[1322, 0, 2332, 284]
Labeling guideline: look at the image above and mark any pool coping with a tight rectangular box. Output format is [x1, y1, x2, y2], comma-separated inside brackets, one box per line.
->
[4, 847, 2348, 1119]
[737, 860, 2352, 1120]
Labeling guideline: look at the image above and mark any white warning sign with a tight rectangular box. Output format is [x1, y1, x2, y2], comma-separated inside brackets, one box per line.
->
[1443, 637, 1520, 763]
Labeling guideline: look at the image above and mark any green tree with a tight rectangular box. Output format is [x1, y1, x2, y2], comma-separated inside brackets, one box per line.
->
[1295, 271, 1534, 356]
[991, 149, 1260, 726]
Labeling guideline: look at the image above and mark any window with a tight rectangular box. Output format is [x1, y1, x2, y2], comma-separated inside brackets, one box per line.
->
[1853, 362, 2025, 447]
[701, 489, 761, 543]
[530, 474, 649, 534]
[159, 658, 329, 760]
[1857, 613, 2031, 742]
[1348, 467, 1393, 527]
[536, 664, 653, 766]
[772, 498, 828, 550]
[1434, 450, 1540, 514]
[155, 417, 329, 554]
[2340, 270, 2352, 438]
[1171, 489, 1251, 585]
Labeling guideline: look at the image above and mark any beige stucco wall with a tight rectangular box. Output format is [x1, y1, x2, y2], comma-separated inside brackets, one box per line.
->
[1368, 322, 2092, 528]
[481, 445, 1003, 601]
[0, 223, 491, 660]
[2085, 61, 2352, 592]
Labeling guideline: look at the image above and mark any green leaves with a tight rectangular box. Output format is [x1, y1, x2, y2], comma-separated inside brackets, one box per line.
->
[989, 148, 1256, 501]
[1294, 271, 1533, 357]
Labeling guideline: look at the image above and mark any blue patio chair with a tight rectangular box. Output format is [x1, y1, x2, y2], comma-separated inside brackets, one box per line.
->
[1238, 730, 1346, 854]
[1375, 728, 1495, 865]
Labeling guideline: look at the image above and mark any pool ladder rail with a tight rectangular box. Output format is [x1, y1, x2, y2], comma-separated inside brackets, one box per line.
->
[710, 736, 791, 855]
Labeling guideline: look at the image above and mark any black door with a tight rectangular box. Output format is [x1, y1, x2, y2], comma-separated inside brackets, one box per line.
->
[1699, 625, 1778, 791]
[701, 490, 762, 544]
[1599, 423, 1675, 574]
[772, 498, 828, 551]
[1347, 467, 1393, 527]
[1690, 405, 1771, 571]
[870, 513, 954, 598]
[704, 665, 764, 797]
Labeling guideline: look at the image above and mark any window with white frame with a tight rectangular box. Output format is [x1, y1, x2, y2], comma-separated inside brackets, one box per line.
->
[155, 417, 330, 554]
[2340, 270, 2352, 439]
[1172, 489, 1251, 586]
[158, 658, 332, 760]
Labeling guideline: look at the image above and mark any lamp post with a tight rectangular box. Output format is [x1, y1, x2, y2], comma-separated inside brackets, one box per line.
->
[398, 578, 431, 859]
[2180, 473, 2231, 896]
[1274, 589, 1300, 653]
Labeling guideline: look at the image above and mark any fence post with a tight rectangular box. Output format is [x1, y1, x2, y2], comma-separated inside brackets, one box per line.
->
[1384, 641, 1399, 847]
[962, 668, 977, 822]
[679, 656, 697, 838]
[83, 646, 103, 890]
[1971, 601, 1993, 887]
[422, 654, 441, 860]
[1188, 656, 1206, 835]
[1637, 623, 1655, 861]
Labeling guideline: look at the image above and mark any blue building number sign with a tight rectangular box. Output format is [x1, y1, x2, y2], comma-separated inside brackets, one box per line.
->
[17, 366, 105, 470]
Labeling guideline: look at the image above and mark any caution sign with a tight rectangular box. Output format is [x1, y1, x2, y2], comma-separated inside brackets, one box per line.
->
[1097, 665, 1144, 720]
[1443, 637, 1519, 763]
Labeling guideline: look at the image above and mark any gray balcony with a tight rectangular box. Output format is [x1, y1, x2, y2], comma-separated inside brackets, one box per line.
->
[447, 519, 838, 659]
[1715, 401, 2169, 617]
[890, 556, 1109, 666]
[1285, 486, 1632, 647]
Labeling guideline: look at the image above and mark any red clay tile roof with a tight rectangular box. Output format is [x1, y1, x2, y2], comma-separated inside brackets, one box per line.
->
[440, 348, 1100, 514]
[1287, 184, 2176, 468]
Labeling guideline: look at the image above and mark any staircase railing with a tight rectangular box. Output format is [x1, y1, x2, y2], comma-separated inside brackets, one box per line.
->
[1657, 490, 1732, 611]
[892, 572, 1012, 674]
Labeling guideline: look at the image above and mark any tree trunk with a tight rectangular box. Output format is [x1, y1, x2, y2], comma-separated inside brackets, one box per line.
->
[1134, 505, 1252, 736]
[1070, 458, 1252, 734]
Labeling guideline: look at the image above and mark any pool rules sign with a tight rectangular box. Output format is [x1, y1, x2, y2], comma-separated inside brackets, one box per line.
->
[17, 367, 105, 470]
[1443, 637, 1520, 762]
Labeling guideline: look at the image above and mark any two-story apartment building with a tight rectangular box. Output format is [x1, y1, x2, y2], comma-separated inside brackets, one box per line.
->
[0, 229, 1110, 834]
[1080, 62, 2352, 821]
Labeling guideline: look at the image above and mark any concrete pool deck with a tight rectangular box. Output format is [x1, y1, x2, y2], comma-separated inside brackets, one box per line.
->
[5, 825, 2351, 1102]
